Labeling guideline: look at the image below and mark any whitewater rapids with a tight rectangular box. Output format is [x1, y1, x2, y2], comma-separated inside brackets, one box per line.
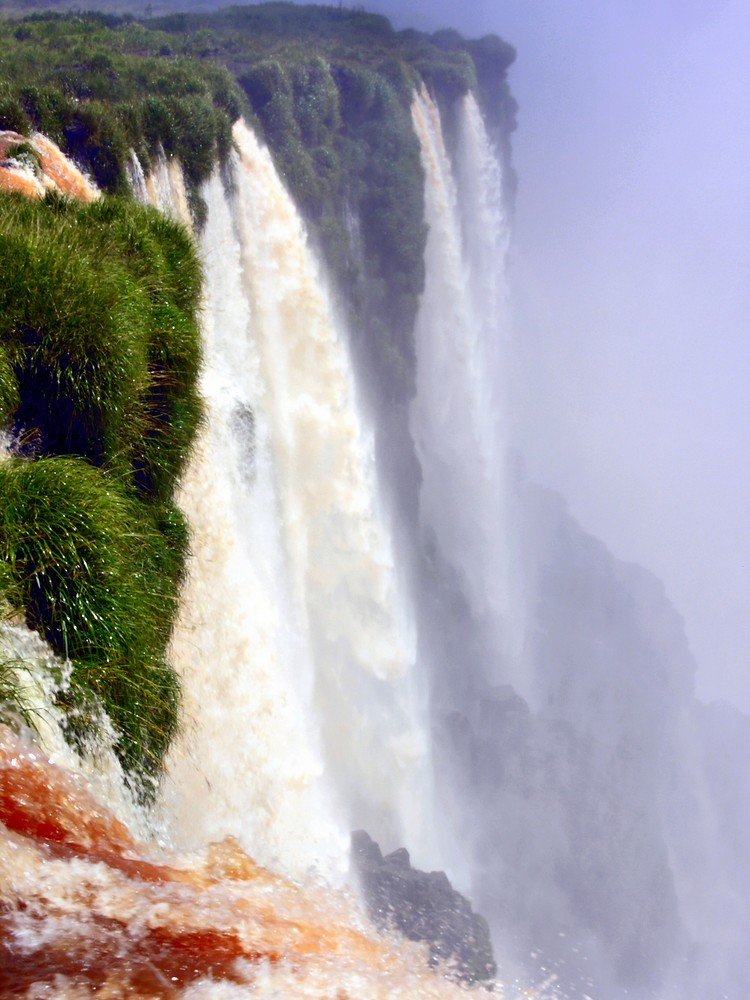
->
[0, 723, 493, 998]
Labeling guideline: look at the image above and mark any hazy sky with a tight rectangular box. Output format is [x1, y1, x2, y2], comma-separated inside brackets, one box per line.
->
[298, 0, 750, 711]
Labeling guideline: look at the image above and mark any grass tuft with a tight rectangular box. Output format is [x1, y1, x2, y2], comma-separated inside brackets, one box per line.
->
[0, 455, 185, 785]
[0, 190, 201, 788]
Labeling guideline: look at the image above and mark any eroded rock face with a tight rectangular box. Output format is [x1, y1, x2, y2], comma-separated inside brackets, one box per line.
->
[351, 830, 496, 984]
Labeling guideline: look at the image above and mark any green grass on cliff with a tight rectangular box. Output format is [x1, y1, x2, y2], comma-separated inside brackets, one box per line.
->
[0, 456, 183, 778]
[0, 191, 200, 789]
[160, 3, 515, 399]
[0, 12, 245, 220]
[0, 193, 202, 501]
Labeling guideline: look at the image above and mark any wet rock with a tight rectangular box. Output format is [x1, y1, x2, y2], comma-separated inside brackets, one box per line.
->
[351, 830, 496, 984]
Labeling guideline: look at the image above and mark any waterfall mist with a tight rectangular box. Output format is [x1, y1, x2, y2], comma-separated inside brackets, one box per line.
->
[2, 4, 748, 993]
[152, 81, 747, 1000]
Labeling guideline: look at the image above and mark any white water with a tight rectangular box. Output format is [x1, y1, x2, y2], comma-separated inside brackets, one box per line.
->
[161, 122, 439, 876]
[147, 152, 192, 225]
[0, 621, 150, 839]
[0, 127, 470, 996]
[410, 90, 519, 684]
[163, 168, 347, 878]
[127, 149, 149, 205]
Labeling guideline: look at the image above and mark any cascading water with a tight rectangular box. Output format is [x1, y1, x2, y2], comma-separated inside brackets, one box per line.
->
[0, 130, 99, 201]
[0, 126, 490, 1000]
[1, 42, 744, 994]
[213, 121, 438, 868]
[121, 112, 441, 871]
[409, 90, 519, 690]
[0, 720, 474, 998]
[13, 83, 738, 1000]
[163, 166, 347, 878]
[408, 87, 750, 1000]
[146, 153, 192, 225]
[127, 149, 150, 206]
[124, 121, 441, 872]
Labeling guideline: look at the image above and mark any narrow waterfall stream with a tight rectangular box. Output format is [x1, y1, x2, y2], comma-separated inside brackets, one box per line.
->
[410, 90, 514, 670]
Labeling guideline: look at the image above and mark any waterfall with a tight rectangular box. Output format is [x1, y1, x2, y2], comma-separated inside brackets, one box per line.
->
[147, 153, 192, 225]
[0, 123, 475, 1000]
[0, 622, 149, 840]
[0, 130, 98, 201]
[1, 719, 475, 998]
[163, 168, 347, 878]
[3, 70, 748, 999]
[127, 149, 149, 205]
[410, 90, 517, 688]
[163, 121, 439, 875]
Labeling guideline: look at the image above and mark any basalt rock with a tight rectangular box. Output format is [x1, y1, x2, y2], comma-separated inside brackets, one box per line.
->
[351, 830, 496, 984]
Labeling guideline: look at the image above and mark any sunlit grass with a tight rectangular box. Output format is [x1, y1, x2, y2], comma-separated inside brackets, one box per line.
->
[0, 190, 201, 788]
[0, 456, 185, 783]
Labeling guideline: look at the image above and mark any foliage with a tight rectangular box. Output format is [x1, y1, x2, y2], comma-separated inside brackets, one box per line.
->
[0, 344, 19, 426]
[0, 83, 32, 133]
[0, 12, 246, 217]
[0, 658, 34, 730]
[0, 4, 516, 388]
[0, 456, 184, 779]
[0, 192, 202, 500]
[145, 4, 515, 396]
[0, 0, 518, 780]
[0, 191, 201, 787]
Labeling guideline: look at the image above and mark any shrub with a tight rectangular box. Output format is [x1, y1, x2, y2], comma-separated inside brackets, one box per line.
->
[0, 194, 202, 499]
[0, 198, 150, 468]
[0, 455, 184, 780]
[0, 192, 202, 784]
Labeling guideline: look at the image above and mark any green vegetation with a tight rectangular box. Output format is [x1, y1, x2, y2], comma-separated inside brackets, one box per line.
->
[1, 3, 516, 394]
[0, 193, 202, 499]
[0, 457, 183, 777]
[0, 1, 517, 785]
[0, 11, 245, 220]
[144, 2, 516, 397]
[0, 192, 201, 787]
[0, 656, 35, 730]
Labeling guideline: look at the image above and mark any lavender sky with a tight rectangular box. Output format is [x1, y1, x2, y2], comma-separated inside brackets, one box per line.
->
[337, 0, 749, 713]
[499, 0, 750, 716]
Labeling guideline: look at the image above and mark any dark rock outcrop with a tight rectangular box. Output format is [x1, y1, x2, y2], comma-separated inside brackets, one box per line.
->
[351, 830, 496, 984]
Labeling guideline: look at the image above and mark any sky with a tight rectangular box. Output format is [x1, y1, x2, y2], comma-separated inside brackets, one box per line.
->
[331, 0, 750, 713]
